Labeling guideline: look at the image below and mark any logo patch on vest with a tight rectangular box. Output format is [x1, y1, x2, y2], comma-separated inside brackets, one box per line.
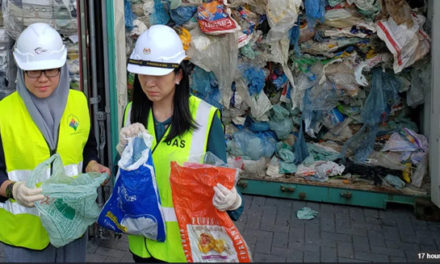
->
[166, 138, 186, 148]
[67, 114, 80, 132]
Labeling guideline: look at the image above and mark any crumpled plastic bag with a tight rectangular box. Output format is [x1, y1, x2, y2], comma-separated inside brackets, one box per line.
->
[266, 0, 302, 41]
[266, 156, 283, 178]
[384, 174, 406, 189]
[98, 132, 166, 242]
[228, 129, 276, 160]
[376, 14, 430, 73]
[28, 154, 107, 248]
[296, 207, 318, 220]
[188, 26, 238, 107]
[382, 128, 428, 153]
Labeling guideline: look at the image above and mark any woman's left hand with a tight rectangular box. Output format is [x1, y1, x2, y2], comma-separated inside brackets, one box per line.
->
[86, 160, 111, 186]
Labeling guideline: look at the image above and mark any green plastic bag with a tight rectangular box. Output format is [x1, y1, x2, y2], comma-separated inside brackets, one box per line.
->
[27, 154, 107, 247]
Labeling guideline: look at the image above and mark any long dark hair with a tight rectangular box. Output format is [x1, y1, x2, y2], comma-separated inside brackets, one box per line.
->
[130, 60, 198, 142]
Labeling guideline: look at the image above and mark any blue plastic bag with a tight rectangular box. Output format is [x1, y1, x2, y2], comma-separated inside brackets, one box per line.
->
[98, 132, 166, 242]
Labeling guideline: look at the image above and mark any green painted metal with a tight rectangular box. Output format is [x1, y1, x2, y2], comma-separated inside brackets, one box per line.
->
[237, 178, 425, 209]
[105, 1, 119, 166]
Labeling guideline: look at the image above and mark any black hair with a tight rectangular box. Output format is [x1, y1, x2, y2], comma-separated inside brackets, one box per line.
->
[130, 60, 198, 142]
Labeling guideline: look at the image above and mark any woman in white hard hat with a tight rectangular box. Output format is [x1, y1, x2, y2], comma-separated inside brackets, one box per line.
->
[0, 23, 110, 262]
[116, 24, 243, 263]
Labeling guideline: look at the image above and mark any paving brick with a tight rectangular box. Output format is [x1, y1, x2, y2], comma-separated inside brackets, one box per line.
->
[353, 235, 370, 252]
[390, 256, 408, 262]
[354, 250, 389, 262]
[289, 222, 305, 244]
[321, 245, 337, 262]
[385, 240, 420, 251]
[286, 250, 303, 263]
[272, 231, 289, 248]
[241, 229, 258, 248]
[105, 255, 123, 262]
[353, 222, 381, 232]
[365, 216, 382, 225]
[367, 229, 386, 247]
[245, 209, 262, 229]
[321, 231, 351, 243]
[271, 246, 295, 258]
[320, 216, 336, 232]
[119, 252, 134, 263]
[261, 206, 277, 226]
[87, 253, 108, 263]
[288, 240, 305, 250]
[292, 200, 308, 211]
[250, 196, 266, 209]
[96, 247, 128, 259]
[404, 247, 425, 262]
[338, 257, 368, 262]
[337, 241, 354, 258]
[264, 197, 293, 209]
[363, 208, 379, 218]
[319, 203, 337, 216]
[397, 218, 417, 240]
[304, 250, 320, 262]
[304, 222, 320, 243]
[382, 225, 401, 241]
[335, 206, 350, 220]
[349, 207, 366, 224]
[401, 234, 420, 244]
[303, 241, 321, 252]
[416, 230, 438, 246]
[419, 243, 440, 252]
[275, 202, 293, 227]
[371, 246, 406, 257]
[348, 226, 368, 236]
[254, 230, 273, 254]
[253, 253, 285, 262]
[243, 195, 253, 210]
[336, 223, 366, 236]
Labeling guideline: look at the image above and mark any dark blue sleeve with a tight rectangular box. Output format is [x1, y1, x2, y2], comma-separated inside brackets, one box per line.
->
[207, 113, 244, 221]
[227, 192, 244, 221]
[207, 113, 227, 163]
[0, 133, 8, 202]
[82, 125, 99, 172]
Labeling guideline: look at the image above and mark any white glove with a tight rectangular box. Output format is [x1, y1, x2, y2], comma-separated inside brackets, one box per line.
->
[212, 183, 242, 211]
[116, 123, 146, 154]
[12, 182, 44, 208]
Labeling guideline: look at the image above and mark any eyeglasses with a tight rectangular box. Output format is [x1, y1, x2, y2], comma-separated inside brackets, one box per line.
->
[25, 68, 61, 78]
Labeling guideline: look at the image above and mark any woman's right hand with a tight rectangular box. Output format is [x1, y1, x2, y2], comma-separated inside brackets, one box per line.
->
[116, 123, 146, 155]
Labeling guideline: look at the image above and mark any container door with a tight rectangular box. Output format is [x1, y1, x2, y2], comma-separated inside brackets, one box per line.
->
[429, 0, 440, 207]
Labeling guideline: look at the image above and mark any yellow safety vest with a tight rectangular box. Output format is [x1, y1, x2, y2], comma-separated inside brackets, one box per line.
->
[123, 96, 218, 262]
[0, 90, 90, 250]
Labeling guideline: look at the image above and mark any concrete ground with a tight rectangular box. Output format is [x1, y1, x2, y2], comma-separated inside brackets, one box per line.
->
[1, 194, 439, 263]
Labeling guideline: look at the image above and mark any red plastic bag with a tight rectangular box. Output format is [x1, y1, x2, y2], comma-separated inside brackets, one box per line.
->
[170, 162, 252, 262]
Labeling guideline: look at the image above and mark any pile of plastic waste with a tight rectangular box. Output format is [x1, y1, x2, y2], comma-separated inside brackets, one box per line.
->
[129, 0, 431, 191]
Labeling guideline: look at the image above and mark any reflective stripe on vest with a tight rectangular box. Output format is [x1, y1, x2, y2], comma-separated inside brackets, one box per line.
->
[125, 96, 218, 262]
[7, 163, 82, 182]
[161, 206, 177, 222]
[0, 90, 90, 250]
[3, 161, 82, 217]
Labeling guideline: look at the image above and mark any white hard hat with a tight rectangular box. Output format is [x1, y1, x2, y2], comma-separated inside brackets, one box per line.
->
[127, 25, 187, 76]
[13, 23, 67, 71]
